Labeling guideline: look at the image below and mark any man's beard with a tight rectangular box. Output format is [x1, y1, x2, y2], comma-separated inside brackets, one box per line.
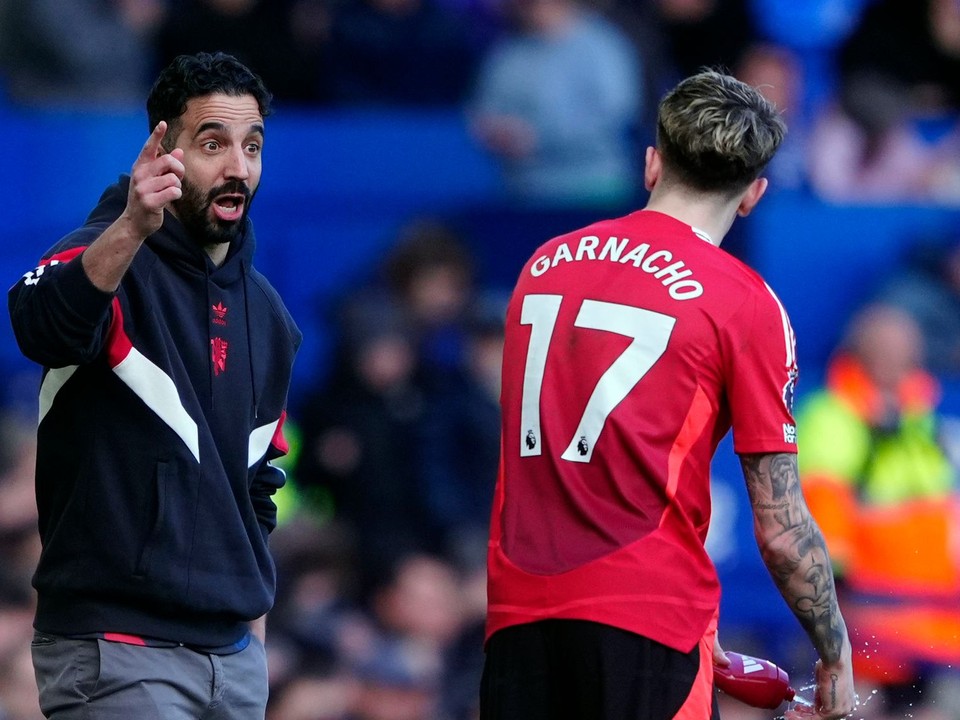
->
[173, 177, 254, 248]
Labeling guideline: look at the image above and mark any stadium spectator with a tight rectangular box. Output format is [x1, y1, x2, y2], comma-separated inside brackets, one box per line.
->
[269, 551, 465, 720]
[469, 0, 643, 208]
[261, 514, 374, 720]
[839, 0, 960, 118]
[381, 219, 478, 377]
[874, 235, 960, 380]
[266, 516, 366, 682]
[735, 42, 810, 193]
[807, 0, 960, 204]
[354, 553, 466, 720]
[0, 414, 39, 633]
[368, 554, 464, 656]
[417, 294, 504, 568]
[294, 218, 484, 590]
[266, 673, 357, 720]
[586, 0, 673, 146]
[0, 413, 39, 720]
[349, 639, 440, 720]
[264, 521, 482, 720]
[0, 0, 164, 108]
[293, 296, 439, 591]
[806, 71, 960, 204]
[796, 303, 960, 720]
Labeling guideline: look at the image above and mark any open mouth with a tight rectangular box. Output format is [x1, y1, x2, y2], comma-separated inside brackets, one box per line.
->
[211, 194, 246, 222]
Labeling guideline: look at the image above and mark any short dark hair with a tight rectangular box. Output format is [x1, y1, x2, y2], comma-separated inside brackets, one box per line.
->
[146, 52, 272, 148]
[656, 69, 786, 195]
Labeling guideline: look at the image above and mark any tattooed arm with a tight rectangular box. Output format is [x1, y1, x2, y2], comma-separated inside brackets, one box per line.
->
[740, 452, 855, 719]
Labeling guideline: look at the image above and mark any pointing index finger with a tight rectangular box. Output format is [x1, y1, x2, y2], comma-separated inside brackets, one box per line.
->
[138, 121, 168, 163]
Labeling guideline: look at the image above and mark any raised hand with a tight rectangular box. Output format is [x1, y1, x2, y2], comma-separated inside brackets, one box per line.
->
[123, 122, 185, 239]
[80, 122, 185, 292]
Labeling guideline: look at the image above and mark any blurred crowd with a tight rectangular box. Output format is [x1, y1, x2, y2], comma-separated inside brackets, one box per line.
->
[2, 1, 960, 719]
[1, 0, 959, 206]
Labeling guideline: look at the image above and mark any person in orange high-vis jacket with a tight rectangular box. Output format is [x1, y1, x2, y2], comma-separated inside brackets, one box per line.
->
[797, 303, 960, 718]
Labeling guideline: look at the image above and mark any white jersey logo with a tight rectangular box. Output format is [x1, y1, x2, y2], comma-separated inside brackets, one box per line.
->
[22, 259, 60, 286]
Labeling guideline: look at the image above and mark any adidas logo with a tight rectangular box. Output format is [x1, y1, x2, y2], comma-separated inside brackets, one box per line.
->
[212, 302, 228, 326]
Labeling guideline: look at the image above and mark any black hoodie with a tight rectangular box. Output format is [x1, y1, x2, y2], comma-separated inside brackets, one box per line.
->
[8, 176, 302, 647]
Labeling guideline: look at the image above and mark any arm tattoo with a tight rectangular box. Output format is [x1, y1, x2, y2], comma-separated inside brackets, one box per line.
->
[740, 453, 847, 664]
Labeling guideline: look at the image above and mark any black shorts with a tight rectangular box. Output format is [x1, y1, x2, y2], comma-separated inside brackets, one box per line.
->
[480, 620, 719, 720]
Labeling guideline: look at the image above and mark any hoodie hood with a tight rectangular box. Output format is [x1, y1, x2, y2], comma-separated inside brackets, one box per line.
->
[85, 175, 255, 284]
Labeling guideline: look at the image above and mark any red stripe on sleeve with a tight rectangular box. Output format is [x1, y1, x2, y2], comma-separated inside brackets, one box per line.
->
[271, 409, 289, 455]
[106, 297, 133, 368]
[43, 246, 86, 266]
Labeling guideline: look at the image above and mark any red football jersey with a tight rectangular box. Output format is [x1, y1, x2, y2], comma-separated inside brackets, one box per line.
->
[487, 210, 799, 653]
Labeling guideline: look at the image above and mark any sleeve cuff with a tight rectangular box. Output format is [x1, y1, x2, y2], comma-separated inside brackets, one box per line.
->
[53, 251, 116, 327]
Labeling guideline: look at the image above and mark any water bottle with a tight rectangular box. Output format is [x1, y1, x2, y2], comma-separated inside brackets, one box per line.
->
[713, 651, 796, 709]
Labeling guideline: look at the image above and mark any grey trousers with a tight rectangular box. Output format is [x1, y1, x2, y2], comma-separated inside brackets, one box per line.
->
[31, 633, 269, 720]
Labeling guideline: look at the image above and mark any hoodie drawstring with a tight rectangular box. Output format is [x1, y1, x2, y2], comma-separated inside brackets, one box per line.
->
[241, 259, 259, 419]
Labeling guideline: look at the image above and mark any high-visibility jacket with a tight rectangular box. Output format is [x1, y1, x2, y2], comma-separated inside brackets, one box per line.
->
[796, 354, 960, 682]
